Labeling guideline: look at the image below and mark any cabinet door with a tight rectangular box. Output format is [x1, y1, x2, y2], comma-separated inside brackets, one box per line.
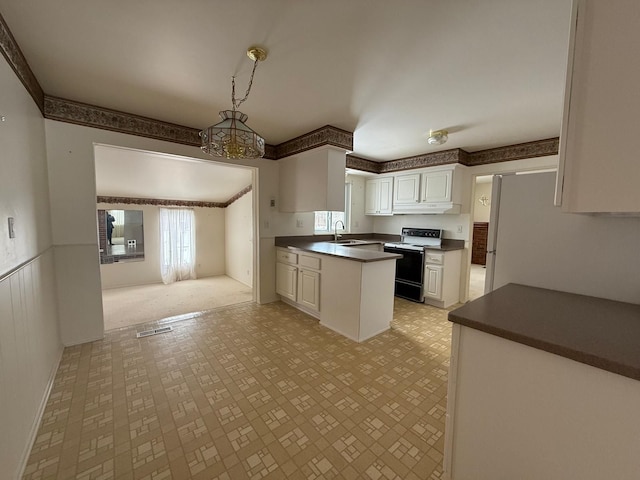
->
[276, 263, 297, 301]
[297, 269, 320, 312]
[394, 174, 421, 205]
[422, 170, 452, 203]
[378, 177, 394, 214]
[424, 265, 443, 299]
[556, 0, 640, 213]
[365, 179, 380, 214]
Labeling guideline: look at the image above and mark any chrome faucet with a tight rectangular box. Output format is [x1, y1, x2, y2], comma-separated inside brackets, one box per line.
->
[334, 220, 345, 242]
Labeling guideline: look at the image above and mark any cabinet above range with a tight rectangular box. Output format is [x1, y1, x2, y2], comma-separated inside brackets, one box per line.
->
[364, 164, 470, 216]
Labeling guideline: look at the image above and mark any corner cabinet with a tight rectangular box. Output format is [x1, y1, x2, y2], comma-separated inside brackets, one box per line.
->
[365, 176, 393, 215]
[556, 0, 640, 213]
[275, 248, 321, 318]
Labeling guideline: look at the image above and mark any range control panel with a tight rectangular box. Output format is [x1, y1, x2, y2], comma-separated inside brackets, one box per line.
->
[401, 228, 442, 239]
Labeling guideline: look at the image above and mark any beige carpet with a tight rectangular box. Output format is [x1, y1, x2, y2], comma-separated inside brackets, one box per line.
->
[102, 275, 253, 330]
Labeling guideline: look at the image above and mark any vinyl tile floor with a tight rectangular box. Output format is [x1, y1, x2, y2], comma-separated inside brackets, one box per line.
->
[23, 299, 453, 480]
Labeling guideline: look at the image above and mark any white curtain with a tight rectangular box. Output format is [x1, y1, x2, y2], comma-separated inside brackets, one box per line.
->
[159, 208, 196, 284]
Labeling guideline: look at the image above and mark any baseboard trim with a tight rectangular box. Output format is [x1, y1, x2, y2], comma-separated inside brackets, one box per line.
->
[16, 344, 64, 479]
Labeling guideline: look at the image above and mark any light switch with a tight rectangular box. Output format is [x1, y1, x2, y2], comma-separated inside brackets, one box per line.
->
[8, 217, 15, 238]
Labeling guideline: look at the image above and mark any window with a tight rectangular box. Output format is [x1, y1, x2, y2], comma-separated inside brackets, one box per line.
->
[314, 183, 351, 234]
[159, 208, 196, 284]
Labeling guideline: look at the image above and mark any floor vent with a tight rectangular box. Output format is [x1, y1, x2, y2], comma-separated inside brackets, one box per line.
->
[136, 326, 173, 338]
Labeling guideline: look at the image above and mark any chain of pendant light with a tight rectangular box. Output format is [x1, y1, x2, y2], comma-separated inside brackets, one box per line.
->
[231, 58, 260, 111]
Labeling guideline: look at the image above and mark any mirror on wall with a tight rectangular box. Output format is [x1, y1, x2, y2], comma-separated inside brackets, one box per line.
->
[98, 209, 145, 264]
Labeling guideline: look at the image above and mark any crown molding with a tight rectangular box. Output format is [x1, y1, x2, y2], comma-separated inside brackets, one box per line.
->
[0, 12, 44, 112]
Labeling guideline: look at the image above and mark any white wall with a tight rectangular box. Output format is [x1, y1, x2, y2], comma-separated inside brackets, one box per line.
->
[473, 181, 492, 223]
[98, 203, 226, 288]
[195, 206, 226, 278]
[347, 174, 374, 234]
[0, 57, 63, 479]
[225, 191, 253, 287]
[44, 120, 281, 345]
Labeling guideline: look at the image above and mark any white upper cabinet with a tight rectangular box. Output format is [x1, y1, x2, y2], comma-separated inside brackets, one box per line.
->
[393, 165, 468, 214]
[393, 173, 421, 205]
[365, 176, 393, 215]
[556, 0, 640, 213]
[279, 146, 347, 212]
[422, 169, 452, 204]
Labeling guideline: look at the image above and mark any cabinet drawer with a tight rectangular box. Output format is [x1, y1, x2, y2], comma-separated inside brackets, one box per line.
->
[425, 252, 444, 265]
[277, 249, 298, 265]
[299, 255, 321, 271]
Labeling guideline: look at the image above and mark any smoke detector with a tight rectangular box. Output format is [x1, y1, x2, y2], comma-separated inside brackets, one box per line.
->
[427, 129, 448, 145]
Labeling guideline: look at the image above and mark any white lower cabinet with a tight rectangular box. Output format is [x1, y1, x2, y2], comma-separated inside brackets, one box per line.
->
[276, 248, 321, 318]
[424, 264, 443, 299]
[297, 269, 320, 312]
[423, 250, 462, 308]
[276, 262, 297, 301]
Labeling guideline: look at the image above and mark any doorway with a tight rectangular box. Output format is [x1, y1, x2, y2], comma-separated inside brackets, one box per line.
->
[94, 144, 258, 330]
[468, 175, 492, 300]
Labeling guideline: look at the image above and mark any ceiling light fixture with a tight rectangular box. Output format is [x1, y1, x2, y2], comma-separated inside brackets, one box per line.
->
[200, 46, 268, 159]
[427, 129, 448, 146]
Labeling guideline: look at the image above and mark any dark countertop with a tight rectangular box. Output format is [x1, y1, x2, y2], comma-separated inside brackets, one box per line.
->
[277, 240, 402, 263]
[449, 283, 640, 381]
[424, 240, 465, 252]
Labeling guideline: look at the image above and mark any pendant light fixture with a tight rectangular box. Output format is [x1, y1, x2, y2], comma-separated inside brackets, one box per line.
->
[200, 46, 268, 159]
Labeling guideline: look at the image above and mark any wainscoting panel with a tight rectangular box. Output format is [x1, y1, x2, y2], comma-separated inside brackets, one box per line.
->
[0, 249, 63, 480]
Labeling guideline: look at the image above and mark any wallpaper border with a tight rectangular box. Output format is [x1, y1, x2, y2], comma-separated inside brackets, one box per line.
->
[97, 185, 252, 209]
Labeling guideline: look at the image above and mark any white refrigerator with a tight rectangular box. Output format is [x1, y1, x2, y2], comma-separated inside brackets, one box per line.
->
[484, 171, 640, 304]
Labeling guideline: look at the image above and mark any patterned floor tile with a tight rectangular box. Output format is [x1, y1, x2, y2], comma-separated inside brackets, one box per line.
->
[23, 298, 453, 479]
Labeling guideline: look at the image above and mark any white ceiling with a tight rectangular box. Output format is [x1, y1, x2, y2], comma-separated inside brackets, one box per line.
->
[94, 145, 252, 203]
[0, 0, 572, 161]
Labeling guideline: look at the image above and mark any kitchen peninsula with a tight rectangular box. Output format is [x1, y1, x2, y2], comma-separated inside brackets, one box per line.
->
[444, 283, 640, 480]
[274, 237, 401, 342]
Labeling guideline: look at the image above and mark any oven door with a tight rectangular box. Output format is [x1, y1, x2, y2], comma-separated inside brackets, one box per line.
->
[383, 246, 425, 302]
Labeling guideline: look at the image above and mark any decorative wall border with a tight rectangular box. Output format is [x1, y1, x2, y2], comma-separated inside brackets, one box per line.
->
[97, 184, 252, 209]
[44, 96, 202, 146]
[1, 12, 555, 170]
[0, 12, 44, 112]
[274, 125, 354, 159]
[346, 138, 559, 174]
[223, 184, 253, 207]
[345, 155, 379, 174]
[379, 148, 468, 173]
[464, 137, 559, 166]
